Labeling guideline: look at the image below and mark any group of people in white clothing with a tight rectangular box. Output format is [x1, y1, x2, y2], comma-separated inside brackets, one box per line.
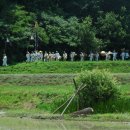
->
[86, 50, 129, 61]
[25, 50, 130, 62]
[1, 49, 130, 67]
[26, 51, 43, 62]
[99, 50, 129, 61]
[44, 51, 62, 62]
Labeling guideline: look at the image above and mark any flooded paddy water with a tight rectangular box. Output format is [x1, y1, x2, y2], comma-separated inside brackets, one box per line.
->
[0, 117, 130, 130]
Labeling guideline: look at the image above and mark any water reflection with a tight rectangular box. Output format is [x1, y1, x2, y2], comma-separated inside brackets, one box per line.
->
[0, 117, 130, 130]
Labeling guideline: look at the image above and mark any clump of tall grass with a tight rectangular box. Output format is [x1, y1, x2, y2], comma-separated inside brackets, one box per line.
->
[93, 96, 130, 113]
[75, 69, 120, 109]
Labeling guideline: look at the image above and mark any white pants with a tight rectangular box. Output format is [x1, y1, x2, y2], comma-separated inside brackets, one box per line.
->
[3, 59, 7, 66]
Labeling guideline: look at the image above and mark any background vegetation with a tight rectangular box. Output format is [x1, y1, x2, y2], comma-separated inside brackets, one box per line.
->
[1, 1, 130, 120]
[0, 0, 130, 63]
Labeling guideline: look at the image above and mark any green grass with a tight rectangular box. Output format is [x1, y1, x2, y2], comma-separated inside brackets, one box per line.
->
[119, 84, 130, 94]
[0, 73, 130, 86]
[0, 74, 75, 86]
[0, 61, 130, 74]
[0, 85, 75, 113]
[0, 83, 130, 114]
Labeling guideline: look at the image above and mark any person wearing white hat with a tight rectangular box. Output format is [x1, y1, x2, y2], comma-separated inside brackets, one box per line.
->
[100, 51, 106, 60]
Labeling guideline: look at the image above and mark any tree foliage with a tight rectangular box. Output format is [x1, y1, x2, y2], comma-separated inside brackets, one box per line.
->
[79, 17, 102, 51]
[0, 0, 130, 62]
[96, 12, 126, 49]
[42, 12, 80, 46]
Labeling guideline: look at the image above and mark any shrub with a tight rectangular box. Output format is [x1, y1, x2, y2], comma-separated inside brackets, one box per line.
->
[75, 69, 120, 109]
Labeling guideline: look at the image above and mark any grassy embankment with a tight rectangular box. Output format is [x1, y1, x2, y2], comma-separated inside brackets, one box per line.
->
[0, 61, 130, 73]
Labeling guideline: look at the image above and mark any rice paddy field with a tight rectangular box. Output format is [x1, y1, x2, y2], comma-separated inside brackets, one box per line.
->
[1, 117, 130, 130]
[0, 61, 130, 130]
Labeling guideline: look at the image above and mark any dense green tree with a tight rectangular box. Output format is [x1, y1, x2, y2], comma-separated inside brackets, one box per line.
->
[42, 12, 80, 46]
[0, 5, 49, 63]
[79, 17, 102, 51]
[0, 0, 130, 62]
[96, 12, 126, 49]
[6, 5, 48, 48]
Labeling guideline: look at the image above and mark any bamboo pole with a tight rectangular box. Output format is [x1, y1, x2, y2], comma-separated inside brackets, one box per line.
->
[53, 95, 73, 114]
[61, 83, 85, 116]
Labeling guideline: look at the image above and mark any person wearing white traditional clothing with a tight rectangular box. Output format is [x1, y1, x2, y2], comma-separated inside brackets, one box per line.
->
[55, 51, 61, 61]
[33, 51, 38, 61]
[105, 52, 110, 61]
[2, 54, 7, 66]
[44, 51, 49, 62]
[95, 52, 99, 61]
[26, 51, 30, 62]
[125, 51, 129, 60]
[112, 50, 117, 61]
[89, 52, 94, 61]
[30, 52, 33, 62]
[80, 52, 84, 61]
[39, 51, 43, 61]
[51, 52, 56, 61]
[63, 51, 67, 61]
[37, 51, 41, 61]
[30, 52, 35, 62]
[48, 52, 52, 61]
[70, 52, 76, 61]
[120, 51, 125, 61]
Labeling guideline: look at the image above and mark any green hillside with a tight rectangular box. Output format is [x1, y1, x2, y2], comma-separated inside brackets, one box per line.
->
[0, 61, 130, 74]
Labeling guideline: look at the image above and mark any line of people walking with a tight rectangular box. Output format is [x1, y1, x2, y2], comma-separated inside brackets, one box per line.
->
[1, 49, 130, 67]
[25, 50, 130, 62]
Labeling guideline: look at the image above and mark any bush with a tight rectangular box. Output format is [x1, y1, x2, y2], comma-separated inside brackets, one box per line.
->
[75, 69, 120, 109]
